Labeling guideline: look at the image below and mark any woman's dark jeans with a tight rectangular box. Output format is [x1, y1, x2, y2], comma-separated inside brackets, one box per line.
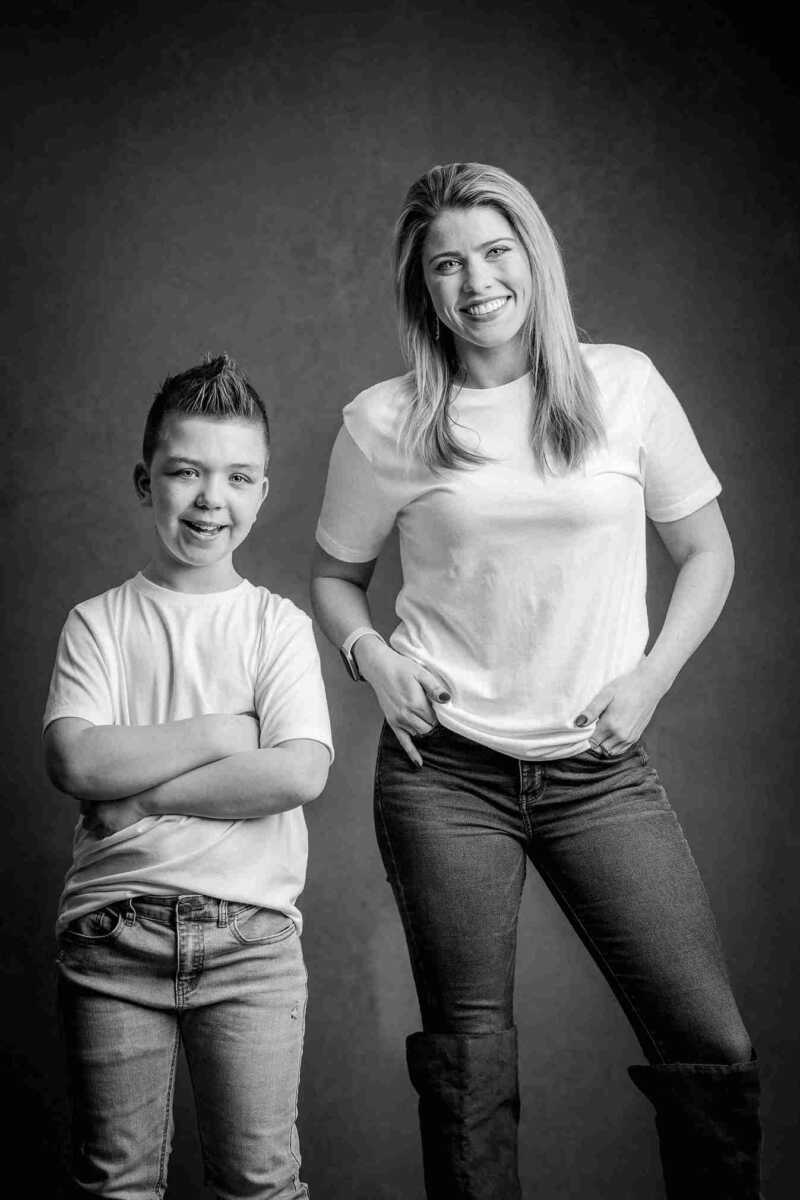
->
[374, 721, 757, 1197]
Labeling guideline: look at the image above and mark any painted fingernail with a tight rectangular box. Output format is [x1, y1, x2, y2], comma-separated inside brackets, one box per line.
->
[575, 715, 588, 727]
[438, 691, 451, 702]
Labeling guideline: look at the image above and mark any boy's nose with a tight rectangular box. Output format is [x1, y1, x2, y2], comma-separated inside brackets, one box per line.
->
[195, 491, 223, 509]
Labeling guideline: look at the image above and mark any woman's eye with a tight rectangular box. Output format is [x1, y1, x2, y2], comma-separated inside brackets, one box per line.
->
[487, 245, 510, 258]
[435, 258, 460, 273]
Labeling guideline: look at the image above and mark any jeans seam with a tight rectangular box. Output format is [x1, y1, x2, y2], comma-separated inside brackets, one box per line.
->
[374, 727, 432, 1022]
[518, 762, 545, 837]
[156, 1022, 180, 1196]
[529, 851, 667, 1064]
[516, 762, 533, 840]
[288, 956, 309, 1195]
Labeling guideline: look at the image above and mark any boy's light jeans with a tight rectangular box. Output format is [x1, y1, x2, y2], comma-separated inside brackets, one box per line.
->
[57, 894, 309, 1200]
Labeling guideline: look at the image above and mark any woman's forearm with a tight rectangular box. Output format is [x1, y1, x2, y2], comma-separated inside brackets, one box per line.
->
[310, 567, 377, 649]
[645, 546, 735, 691]
[310, 572, 394, 683]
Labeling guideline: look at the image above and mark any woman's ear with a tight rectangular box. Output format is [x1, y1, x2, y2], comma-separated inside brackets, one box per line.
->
[133, 462, 152, 506]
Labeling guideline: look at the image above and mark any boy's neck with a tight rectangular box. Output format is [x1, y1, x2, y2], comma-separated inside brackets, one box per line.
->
[141, 556, 244, 594]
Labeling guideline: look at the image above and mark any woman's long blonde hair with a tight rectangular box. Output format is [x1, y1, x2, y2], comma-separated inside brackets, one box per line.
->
[394, 162, 603, 471]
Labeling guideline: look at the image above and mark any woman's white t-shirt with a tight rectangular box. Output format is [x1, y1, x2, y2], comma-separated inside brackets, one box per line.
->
[315, 343, 721, 760]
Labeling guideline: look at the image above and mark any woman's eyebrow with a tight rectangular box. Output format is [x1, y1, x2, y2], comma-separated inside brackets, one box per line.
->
[428, 236, 516, 262]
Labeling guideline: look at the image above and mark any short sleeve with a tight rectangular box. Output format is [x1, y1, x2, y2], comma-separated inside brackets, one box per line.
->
[255, 603, 334, 763]
[42, 608, 115, 732]
[315, 426, 398, 563]
[641, 363, 722, 522]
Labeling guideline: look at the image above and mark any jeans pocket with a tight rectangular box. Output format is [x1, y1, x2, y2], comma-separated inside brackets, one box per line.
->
[229, 905, 296, 946]
[413, 722, 441, 742]
[60, 905, 125, 944]
[585, 742, 645, 764]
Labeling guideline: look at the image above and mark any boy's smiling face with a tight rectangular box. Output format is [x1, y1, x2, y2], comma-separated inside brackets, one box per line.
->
[135, 414, 269, 592]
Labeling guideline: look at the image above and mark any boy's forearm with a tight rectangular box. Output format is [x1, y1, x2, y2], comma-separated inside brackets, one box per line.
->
[136, 742, 330, 820]
[47, 713, 257, 802]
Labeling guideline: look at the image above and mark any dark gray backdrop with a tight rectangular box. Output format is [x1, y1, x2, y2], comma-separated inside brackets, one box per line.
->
[3, 1, 797, 1195]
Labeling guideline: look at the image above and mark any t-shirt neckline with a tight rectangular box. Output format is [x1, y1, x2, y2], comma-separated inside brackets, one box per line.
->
[132, 572, 250, 602]
[457, 371, 532, 398]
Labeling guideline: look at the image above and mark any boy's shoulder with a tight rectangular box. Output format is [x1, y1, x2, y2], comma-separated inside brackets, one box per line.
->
[63, 573, 315, 655]
[238, 580, 312, 628]
[65, 574, 141, 628]
[239, 582, 320, 678]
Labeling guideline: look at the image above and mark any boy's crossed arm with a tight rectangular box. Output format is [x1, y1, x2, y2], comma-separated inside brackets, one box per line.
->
[45, 715, 330, 838]
[45, 712, 260, 802]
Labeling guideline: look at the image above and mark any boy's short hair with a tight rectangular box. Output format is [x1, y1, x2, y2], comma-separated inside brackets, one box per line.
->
[142, 353, 270, 468]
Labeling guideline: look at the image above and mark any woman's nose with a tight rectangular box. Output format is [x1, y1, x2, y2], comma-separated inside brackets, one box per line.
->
[462, 257, 493, 293]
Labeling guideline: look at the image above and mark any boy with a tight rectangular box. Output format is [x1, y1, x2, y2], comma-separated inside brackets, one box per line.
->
[43, 354, 332, 1199]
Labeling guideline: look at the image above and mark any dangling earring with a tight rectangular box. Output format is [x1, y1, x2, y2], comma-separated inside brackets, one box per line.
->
[433, 313, 440, 342]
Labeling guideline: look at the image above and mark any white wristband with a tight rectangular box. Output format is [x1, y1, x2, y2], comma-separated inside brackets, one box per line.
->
[339, 627, 386, 682]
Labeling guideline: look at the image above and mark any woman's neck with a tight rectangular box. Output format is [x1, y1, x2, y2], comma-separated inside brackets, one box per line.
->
[457, 338, 529, 390]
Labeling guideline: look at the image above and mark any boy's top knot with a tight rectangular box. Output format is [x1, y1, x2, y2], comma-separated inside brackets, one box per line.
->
[187, 353, 253, 417]
[142, 351, 270, 467]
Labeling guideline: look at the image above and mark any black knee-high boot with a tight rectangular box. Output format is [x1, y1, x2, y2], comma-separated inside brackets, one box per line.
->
[628, 1057, 762, 1199]
[405, 1028, 522, 1200]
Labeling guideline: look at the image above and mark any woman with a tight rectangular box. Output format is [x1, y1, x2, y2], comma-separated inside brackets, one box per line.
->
[310, 162, 761, 1199]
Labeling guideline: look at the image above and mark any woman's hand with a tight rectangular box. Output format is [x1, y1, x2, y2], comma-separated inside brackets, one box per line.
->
[80, 795, 148, 839]
[575, 660, 669, 757]
[355, 636, 450, 767]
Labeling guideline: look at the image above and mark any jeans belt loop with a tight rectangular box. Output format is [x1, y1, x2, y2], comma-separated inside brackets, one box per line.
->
[218, 899, 228, 928]
[124, 898, 136, 927]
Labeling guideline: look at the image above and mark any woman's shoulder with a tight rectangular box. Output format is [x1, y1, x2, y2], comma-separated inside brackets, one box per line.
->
[579, 343, 661, 446]
[344, 372, 415, 425]
[579, 342, 653, 384]
[342, 372, 415, 460]
[580, 342, 658, 419]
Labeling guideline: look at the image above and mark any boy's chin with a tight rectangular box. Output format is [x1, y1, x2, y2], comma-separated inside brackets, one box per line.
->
[147, 540, 240, 589]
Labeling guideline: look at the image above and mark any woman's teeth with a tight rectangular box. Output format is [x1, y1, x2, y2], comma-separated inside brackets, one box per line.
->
[465, 297, 509, 316]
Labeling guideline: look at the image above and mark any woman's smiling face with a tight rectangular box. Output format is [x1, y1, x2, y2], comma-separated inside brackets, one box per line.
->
[422, 205, 533, 377]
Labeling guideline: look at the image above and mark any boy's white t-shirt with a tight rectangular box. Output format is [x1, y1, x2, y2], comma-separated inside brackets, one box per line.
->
[316, 343, 721, 760]
[44, 573, 333, 934]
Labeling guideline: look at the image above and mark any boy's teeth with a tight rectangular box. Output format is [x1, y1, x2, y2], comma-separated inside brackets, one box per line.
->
[467, 297, 508, 315]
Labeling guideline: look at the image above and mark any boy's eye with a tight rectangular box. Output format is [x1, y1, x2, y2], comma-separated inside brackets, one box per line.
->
[230, 474, 253, 485]
[173, 468, 197, 478]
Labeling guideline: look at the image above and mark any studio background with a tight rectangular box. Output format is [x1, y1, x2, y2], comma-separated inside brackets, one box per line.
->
[2, 1, 797, 1195]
